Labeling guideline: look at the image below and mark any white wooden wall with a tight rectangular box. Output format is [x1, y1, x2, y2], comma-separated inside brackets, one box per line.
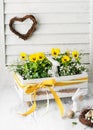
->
[0, 0, 91, 69]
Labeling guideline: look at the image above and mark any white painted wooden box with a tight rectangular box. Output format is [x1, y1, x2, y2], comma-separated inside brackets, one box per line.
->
[14, 72, 88, 102]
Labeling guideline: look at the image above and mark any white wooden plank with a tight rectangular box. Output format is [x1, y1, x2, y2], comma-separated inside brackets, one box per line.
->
[4, 0, 90, 3]
[5, 24, 90, 35]
[5, 13, 90, 24]
[0, 0, 5, 66]
[14, 80, 88, 101]
[6, 44, 90, 55]
[0, 1, 4, 43]
[5, 34, 89, 45]
[89, 0, 93, 82]
[5, 3, 90, 14]
[6, 54, 90, 65]
[81, 54, 90, 63]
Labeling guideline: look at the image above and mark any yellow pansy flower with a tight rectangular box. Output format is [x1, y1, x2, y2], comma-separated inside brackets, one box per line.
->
[37, 52, 45, 61]
[62, 55, 70, 63]
[51, 48, 60, 57]
[66, 50, 70, 56]
[20, 52, 27, 61]
[72, 50, 79, 59]
[29, 54, 38, 62]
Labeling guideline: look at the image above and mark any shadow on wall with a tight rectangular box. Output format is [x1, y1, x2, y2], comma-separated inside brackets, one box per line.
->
[0, 44, 13, 88]
[0, 66, 13, 88]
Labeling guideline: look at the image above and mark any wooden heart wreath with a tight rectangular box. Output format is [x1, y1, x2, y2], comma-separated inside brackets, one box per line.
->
[9, 15, 37, 40]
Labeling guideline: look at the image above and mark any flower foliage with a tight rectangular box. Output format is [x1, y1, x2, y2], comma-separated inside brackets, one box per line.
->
[51, 48, 87, 76]
[10, 49, 87, 79]
[11, 52, 52, 80]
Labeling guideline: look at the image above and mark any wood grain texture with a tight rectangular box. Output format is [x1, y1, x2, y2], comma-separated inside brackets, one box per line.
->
[0, 0, 5, 66]
[6, 44, 90, 55]
[4, 0, 90, 3]
[5, 24, 90, 35]
[5, 3, 89, 14]
[5, 34, 89, 45]
[5, 13, 90, 24]
[89, 0, 93, 82]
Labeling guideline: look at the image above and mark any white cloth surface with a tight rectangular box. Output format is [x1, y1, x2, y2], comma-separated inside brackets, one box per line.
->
[0, 85, 93, 130]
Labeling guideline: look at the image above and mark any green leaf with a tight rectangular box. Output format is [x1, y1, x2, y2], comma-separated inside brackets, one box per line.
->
[72, 122, 78, 126]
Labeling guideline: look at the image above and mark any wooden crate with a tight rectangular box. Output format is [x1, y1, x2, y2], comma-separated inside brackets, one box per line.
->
[14, 72, 88, 102]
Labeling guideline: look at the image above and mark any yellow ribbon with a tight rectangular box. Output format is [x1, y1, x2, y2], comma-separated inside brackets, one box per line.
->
[19, 92, 37, 116]
[14, 73, 88, 117]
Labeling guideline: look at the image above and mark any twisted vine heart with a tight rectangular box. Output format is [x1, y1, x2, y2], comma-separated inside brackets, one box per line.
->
[9, 15, 37, 40]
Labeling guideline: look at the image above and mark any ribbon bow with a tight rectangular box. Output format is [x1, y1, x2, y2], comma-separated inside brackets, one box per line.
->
[14, 73, 64, 117]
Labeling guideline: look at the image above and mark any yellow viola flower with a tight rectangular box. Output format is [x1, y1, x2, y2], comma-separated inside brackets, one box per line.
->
[72, 50, 79, 59]
[37, 52, 45, 61]
[66, 50, 70, 56]
[29, 54, 38, 62]
[51, 48, 60, 57]
[62, 55, 70, 63]
[20, 52, 27, 61]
